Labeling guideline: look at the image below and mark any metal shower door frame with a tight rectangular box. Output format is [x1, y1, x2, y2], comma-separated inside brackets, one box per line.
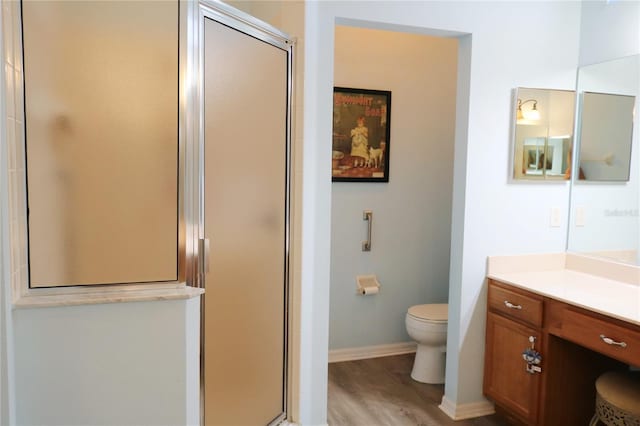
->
[188, 1, 294, 425]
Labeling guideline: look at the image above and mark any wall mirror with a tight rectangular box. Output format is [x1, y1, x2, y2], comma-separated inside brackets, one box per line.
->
[511, 87, 576, 180]
[22, 1, 180, 287]
[567, 54, 640, 264]
[576, 92, 635, 181]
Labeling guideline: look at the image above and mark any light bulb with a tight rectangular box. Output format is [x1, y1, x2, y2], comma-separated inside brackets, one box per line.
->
[525, 108, 541, 121]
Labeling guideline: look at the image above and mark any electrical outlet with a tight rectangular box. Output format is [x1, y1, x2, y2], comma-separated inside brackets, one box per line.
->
[576, 207, 586, 227]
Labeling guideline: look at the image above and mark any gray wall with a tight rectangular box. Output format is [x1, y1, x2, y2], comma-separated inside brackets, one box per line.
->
[329, 26, 457, 350]
[13, 299, 200, 426]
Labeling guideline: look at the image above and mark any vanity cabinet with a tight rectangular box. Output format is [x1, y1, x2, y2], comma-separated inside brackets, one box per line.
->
[484, 279, 637, 425]
[484, 281, 544, 425]
[484, 312, 541, 424]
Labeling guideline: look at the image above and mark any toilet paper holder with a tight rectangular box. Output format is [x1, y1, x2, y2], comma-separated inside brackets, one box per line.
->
[356, 274, 380, 295]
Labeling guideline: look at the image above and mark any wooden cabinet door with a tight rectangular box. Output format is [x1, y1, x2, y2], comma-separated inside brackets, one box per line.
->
[484, 312, 541, 425]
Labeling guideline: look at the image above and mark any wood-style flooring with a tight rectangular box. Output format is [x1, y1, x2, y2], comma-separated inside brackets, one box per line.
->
[328, 354, 507, 426]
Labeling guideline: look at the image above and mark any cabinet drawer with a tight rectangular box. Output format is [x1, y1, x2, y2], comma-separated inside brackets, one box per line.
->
[562, 310, 640, 367]
[488, 281, 543, 328]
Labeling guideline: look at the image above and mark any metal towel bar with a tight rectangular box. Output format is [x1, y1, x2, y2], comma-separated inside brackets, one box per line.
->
[362, 210, 372, 252]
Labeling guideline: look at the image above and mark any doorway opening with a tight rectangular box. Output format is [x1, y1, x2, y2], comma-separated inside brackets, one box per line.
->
[326, 23, 497, 425]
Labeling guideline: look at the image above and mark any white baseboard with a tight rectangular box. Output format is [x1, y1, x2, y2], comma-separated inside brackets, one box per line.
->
[439, 395, 495, 420]
[328, 342, 417, 363]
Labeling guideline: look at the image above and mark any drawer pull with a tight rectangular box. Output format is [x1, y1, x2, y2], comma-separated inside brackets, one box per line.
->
[504, 301, 522, 310]
[599, 335, 627, 348]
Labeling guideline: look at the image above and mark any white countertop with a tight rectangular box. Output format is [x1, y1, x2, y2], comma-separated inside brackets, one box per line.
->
[487, 253, 640, 326]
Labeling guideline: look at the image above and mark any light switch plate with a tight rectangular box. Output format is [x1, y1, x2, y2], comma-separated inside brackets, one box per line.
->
[550, 207, 562, 227]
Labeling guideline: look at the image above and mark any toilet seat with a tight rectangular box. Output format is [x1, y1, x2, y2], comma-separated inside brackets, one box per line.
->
[408, 304, 448, 323]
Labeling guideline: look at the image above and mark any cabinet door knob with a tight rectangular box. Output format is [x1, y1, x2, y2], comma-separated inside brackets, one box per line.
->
[504, 300, 522, 310]
[599, 334, 627, 348]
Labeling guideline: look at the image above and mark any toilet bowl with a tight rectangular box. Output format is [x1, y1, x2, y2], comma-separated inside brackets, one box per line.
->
[405, 303, 448, 384]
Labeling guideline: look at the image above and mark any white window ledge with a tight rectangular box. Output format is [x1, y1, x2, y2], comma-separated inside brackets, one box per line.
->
[13, 283, 204, 309]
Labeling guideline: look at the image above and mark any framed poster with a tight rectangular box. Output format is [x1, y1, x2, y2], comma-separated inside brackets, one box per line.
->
[332, 87, 391, 182]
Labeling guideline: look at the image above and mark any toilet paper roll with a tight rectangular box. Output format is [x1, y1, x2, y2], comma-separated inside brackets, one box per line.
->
[360, 286, 379, 295]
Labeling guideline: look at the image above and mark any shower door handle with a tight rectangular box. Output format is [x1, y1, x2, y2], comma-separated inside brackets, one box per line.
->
[362, 210, 372, 252]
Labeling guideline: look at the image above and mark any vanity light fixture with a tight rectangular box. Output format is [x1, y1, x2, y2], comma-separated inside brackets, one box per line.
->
[517, 98, 541, 121]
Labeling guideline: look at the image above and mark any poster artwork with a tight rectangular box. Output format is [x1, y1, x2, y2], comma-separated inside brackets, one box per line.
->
[332, 87, 391, 182]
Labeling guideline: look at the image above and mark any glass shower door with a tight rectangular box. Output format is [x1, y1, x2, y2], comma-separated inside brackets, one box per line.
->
[202, 16, 289, 426]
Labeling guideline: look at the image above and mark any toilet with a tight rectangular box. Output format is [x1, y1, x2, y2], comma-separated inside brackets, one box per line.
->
[405, 303, 448, 384]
